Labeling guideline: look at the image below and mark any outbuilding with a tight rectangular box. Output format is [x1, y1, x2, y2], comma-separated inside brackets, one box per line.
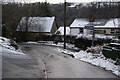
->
[16, 16, 57, 41]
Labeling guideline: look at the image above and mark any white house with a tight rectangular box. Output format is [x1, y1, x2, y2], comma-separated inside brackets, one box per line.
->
[70, 18, 120, 36]
[70, 18, 89, 35]
[55, 26, 70, 35]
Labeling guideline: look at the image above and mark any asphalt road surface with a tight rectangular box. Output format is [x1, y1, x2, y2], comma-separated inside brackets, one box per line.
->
[2, 44, 119, 79]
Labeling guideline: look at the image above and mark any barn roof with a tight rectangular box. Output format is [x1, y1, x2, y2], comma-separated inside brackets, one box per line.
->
[16, 17, 55, 32]
[70, 18, 120, 28]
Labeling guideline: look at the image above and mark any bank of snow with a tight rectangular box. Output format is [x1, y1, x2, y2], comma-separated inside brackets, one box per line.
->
[0, 37, 20, 51]
[1, 47, 27, 59]
[0, 37, 15, 50]
[0, 37, 25, 56]
[54, 48, 120, 76]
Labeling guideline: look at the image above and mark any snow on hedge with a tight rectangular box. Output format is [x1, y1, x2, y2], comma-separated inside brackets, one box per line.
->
[76, 34, 115, 39]
[54, 48, 120, 76]
[0, 37, 21, 52]
[0, 37, 26, 56]
[0, 37, 15, 50]
[2, 47, 26, 57]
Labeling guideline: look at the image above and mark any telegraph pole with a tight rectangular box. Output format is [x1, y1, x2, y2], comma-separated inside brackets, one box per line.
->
[64, 0, 67, 49]
[92, 21, 94, 47]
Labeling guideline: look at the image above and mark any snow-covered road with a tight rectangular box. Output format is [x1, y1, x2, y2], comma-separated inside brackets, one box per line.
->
[19, 44, 118, 78]
[1, 36, 119, 78]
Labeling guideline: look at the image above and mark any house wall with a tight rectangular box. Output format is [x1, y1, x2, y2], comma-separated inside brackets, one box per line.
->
[95, 29, 111, 35]
[84, 29, 92, 35]
[70, 27, 120, 36]
[84, 28, 120, 35]
[84, 29, 111, 35]
[70, 28, 83, 35]
[70, 28, 79, 35]
[16, 32, 50, 42]
[16, 32, 39, 41]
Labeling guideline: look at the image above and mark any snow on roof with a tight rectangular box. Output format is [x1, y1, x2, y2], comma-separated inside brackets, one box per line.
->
[105, 18, 120, 27]
[68, 5, 76, 8]
[70, 18, 120, 28]
[55, 26, 70, 35]
[70, 18, 89, 28]
[16, 17, 55, 32]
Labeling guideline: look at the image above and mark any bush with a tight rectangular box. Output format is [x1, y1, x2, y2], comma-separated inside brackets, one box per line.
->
[75, 38, 92, 50]
[74, 37, 112, 50]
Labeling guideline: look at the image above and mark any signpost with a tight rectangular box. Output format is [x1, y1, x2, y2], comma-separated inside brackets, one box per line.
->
[88, 15, 95, 47]
[92, 24, 95, 47]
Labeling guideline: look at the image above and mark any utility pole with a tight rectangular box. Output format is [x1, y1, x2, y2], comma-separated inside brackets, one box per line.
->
[92, 21, 94, 47]
[0, 4, 2, 36]
[64, 0, 67, 49]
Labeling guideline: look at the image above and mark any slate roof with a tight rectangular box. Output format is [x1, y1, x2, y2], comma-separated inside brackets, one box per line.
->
[16, 17, 55, 32]
[70, 18, 120, 28]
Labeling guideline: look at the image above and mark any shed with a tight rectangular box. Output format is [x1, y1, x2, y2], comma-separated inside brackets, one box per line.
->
[16, 16, 57, 41]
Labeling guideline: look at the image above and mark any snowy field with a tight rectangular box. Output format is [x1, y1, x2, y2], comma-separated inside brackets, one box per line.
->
[25, 41, 120, 76]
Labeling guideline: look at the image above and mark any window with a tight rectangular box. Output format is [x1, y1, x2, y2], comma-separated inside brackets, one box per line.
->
[71, 28, 80, 35]
[111, 29, 115, 33]
[111, 29, 114, 31]
[94, 30, 106, 34]
[79, 28, 83, 33]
